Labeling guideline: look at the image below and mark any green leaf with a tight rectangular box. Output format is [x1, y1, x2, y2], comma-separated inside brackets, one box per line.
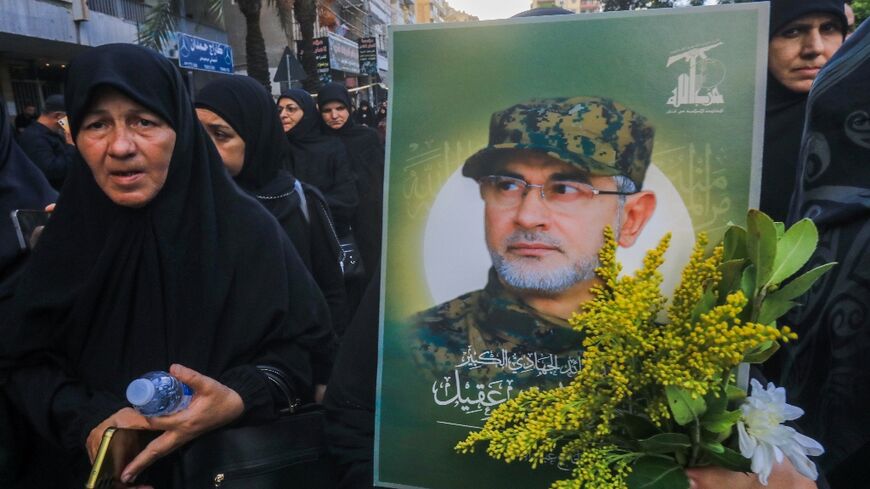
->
[758, 298, 798, 325]
[666, 386, 707, 426]
[717, 259, 746, 303]
[739, 265, 756, 321]
[723, 225, 748, 261]
[746, 210, 778, 290]
[702, 441, 726, 454]
[703, 446, 752, 472]
[726, 384, 747, 403]
[621, 413, 662, 440]
[627, 456, 690, 489]
[769, 218, 819, 286]
[739, 265, 756, 300]
[742, 340, 780, 363]
[768, 262, 837, 303]
[774, 221, 785, 238]
[638, 433, 692, 454]
[701, 409, 742, 434]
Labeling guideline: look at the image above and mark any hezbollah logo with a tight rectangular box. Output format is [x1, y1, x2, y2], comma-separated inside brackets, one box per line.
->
[666, 42, 726, 108]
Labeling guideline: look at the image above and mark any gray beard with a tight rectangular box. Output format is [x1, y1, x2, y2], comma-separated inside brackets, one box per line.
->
[488, 201, 623, 295]
[489, 231, 600, 295]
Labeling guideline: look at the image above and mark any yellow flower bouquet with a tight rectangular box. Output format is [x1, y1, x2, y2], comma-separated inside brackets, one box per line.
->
[456, 210, 835, 488]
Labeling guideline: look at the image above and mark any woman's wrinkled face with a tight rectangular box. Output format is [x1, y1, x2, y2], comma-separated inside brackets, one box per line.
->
[76, 87, 175, 208]
[196, 108, 245, 176]
[277, 98, 304, 132]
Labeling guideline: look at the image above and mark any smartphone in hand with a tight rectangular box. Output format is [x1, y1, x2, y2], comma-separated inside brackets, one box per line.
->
[10, 209, 50, 251]
[86, 428, 154, 489]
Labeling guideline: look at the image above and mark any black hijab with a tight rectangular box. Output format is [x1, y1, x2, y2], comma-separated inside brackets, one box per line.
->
[1, 44, 323, 457]
[196, 75, 292, 191]
[278, 89, 357, 232]
[759, 0, 847, 222]
[773, 21, 870, 481]
[318, 82, 357, 136]
[281, 88, 324, 143]
[0, 98, 57, 296]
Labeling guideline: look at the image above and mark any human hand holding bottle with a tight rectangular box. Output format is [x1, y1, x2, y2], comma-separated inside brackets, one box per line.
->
[86, 364, 244, 485]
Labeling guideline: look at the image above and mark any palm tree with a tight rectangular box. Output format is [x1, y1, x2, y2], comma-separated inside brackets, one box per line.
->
[236, 0, 271, 90]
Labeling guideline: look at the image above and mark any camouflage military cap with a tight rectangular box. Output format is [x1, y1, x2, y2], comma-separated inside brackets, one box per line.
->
[462, 97, 655, 189]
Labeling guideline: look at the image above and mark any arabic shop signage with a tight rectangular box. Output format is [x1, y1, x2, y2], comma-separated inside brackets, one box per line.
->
[296, 37, 332, 84]
[358, 37, 378, 76]
[327, 32, 361, 74]
[177, 32, 233, 74]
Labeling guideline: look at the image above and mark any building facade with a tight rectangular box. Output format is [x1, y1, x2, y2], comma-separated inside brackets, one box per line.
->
[1, 0, 228, 117]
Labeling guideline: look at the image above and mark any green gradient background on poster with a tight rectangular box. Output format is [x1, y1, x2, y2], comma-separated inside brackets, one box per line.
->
[379, 6, 766, 488]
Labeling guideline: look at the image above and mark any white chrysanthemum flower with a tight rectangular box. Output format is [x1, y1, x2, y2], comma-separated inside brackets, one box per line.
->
[736, 379, 824, 486]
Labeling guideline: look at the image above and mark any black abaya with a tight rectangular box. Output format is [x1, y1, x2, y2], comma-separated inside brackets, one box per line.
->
[774, 22, 870, 486]
[0, 44, 327, 484]
[196, 75, 346, 370]
[318, 83, 385, 301]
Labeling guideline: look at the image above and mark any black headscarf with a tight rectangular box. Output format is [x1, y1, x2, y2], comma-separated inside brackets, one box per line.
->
[318, 82, 356, 136]
[279, 89, 357, 233]
[765, 0, 847, 39]
[195, 75, 291, 191]
[0, 98, 57, 299]
[0, 44, 324, 472]
[772, 21, 870, 482]
[282, 88, 325, 143]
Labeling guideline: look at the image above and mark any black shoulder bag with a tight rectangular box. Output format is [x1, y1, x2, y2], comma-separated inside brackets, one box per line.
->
[180, 367, 337, 488]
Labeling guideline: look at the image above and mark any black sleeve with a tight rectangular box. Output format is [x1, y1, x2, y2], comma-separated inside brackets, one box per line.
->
[18, 131, 73, 185]
[5, 359, 126, 450]
[279, 237, 337, 389]
[325, 147, 359, 235]
[220, 232, 335, 418]
[323, 271, 380, 489]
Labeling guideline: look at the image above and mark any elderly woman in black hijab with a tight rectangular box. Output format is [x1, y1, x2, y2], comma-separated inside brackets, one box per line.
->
[195, 75, 346, 368]
[0, 44, 329, 486]
[277, 89, 357, 238]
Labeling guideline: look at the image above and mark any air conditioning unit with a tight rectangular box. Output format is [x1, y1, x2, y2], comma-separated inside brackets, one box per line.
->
[73, 0, 89, 21]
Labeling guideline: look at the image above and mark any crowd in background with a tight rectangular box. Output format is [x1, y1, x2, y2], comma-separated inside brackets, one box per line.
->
[0, 0, 867, 488]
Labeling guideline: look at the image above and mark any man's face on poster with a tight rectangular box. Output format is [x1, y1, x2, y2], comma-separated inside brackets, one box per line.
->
[481, 151, 631, 295]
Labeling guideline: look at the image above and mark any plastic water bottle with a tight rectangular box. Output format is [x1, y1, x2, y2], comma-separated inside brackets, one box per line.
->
[126, 371, 193, 417]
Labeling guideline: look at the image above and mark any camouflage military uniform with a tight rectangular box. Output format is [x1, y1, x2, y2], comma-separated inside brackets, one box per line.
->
[462, 96, 655, 189]
[408, 269, 585, 394]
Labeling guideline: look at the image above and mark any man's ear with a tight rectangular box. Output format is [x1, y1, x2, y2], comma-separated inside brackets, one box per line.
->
[618, 191, 656, 248]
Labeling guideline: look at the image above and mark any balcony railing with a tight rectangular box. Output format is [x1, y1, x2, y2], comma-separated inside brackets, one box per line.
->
[87, 0, 148, 23]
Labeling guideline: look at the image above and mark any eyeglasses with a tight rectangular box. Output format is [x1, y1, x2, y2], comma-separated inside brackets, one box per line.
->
[478, 175, 635, 212]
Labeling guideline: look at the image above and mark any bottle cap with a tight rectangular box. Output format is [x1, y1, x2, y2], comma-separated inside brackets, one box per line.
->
[126, 378, 156, 406]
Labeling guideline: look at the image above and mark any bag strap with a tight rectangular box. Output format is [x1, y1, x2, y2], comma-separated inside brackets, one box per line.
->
[256, 365, 300, 415]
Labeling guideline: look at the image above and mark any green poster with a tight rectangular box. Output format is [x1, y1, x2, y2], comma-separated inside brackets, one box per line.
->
[377, 5, 769, 488]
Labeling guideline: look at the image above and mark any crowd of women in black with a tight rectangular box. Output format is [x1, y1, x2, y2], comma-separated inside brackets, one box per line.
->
[0, 42, 384, 488]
